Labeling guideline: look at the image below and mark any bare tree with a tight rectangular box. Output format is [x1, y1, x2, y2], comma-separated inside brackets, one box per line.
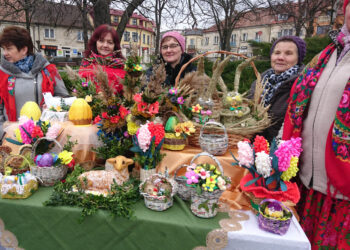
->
[191, 0, 253, 57]
[262, 0, 330, 37]
[90, 0, 111, 27]
[0, 0, 40, 31]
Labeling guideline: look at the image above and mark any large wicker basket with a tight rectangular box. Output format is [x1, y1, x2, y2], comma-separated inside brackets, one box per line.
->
[174, 51, 271, 148]
[189, 152, 225, 218]
[30, 137, 68, 186]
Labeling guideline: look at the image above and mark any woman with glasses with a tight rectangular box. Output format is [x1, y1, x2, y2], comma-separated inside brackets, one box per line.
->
[147, 31, 196, 87]
[79, 24, 125, 94]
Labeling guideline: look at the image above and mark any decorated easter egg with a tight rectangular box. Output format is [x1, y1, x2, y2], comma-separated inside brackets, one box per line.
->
[38, 153, 53, 167]
[20, 101, 41, 120]
[165, 116, 179, 132]
[68, 98, 92, 126]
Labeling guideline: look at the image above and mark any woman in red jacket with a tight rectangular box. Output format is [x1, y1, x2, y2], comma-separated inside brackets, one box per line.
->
[79, 24, 125, 94]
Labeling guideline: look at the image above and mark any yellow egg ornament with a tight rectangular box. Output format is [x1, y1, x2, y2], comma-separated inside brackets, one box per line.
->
[20, 101, 41, 120]
[68, 98, 92, 126]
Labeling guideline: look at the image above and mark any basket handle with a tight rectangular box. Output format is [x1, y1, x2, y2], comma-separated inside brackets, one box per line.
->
[200, 121, 227, 137]
[190, 152, 224, 176]
[31, 137, 63, 159]
[174, 50, 260, 88]
[259, 199, 292, 215]
[3, 154, 31, 174]
[174, 164, 189, 178]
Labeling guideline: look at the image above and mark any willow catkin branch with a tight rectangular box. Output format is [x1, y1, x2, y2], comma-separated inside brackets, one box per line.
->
[65, 65, 80, 81]
[234, 57, 256, 93]
[94, 65, 114, 102]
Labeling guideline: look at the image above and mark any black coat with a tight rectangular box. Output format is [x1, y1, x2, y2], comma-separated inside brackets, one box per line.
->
[248, 67, 304, 142]
[146, 53, 196, 87]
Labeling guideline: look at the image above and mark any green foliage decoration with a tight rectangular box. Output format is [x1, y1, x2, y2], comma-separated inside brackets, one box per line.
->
[44, 165, 141, 222]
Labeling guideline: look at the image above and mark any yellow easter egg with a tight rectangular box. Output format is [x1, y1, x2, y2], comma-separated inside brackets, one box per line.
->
[68, 98, 92, 126]
[20, 101, 41, 120]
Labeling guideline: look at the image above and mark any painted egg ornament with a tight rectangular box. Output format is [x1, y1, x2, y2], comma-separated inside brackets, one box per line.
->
[38, 153, 53, 167]
[20, 101, 41, 120]
[68, 98, 92, 126]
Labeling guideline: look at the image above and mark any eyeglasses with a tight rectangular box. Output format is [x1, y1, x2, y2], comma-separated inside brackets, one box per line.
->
[161, 44, 180, 50]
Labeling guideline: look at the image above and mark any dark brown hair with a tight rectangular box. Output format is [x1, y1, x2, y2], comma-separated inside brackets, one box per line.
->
[84, 24, 124, 59]
[0, 26, 34, 55]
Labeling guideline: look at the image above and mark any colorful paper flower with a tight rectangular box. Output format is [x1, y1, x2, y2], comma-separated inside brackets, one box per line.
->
[93, 115, 102, 124]
[217, 176, 227, 191]
[58, 150, 74, 165]
[31, 125, 44, 138]
[137, 102, 148, 112]
[110, 115, 120, 124]
[169, 87, 178, 95]
[185, 170, 199, 185]
[177, 96, 184, 105]
[148, 122, 165, 146]
[119, 105, 129, 119]
[19, 119, 35, 144]
[137, 123, 152, 152]
[127, 121, 139, 135]
[281, 156, 299, 181]
[133, 93, 142, 103]
[82, 81, 89, 87]
[15, 128, 22, 142]
[253, 135, 270, 154]
[85, 95, 92, 103]
[174, 124, 183, 137]
[46, 123, 61, 139]
[237, 141, 254, 166]
[148, 101, 159, 115]
[191, 104, 202, 113]
[255, 152, 272, 178]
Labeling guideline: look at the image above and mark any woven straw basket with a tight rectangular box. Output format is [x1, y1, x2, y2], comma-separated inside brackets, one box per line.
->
[199, 121, 228, 156]
[174, 164, 192, 201]
[139, 174, 178, 211]
[1, 154, 31, 176]
[189, 152, 224, 218]
[174, 50, 270, 148]
[162, 111, 186, 151]
[30, 137, 68, 186]
[258, 199, 292, 235]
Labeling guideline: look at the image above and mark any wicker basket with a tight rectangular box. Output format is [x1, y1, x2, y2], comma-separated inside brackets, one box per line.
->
[174, 164, 192, 201]
[199, 121, 228, 156]
[175, 51, 270, 147]
[0, 172, 38, 199]
[30, 137, 68, 186]
[163, 111, 187, 151]
[1, 154, 31, 175]
[258, 199, 292, 235]
[189, 152, 225, 218]
[139, 173, 178, 211]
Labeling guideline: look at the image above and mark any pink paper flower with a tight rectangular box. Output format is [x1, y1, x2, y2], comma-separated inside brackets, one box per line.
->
[185, 170, 199, 185]
[169, 87, 178, 95]
[46, 123, 61, 139]
[82, 81, 88, 87]
[19, 119, 35, 144]
[133, 93, 142, 103]
[274, 137, 302, 171]
[177, 96, 184, 105]
[137, 123, 152, 152]
[148, 101, 159, 115]
[237, 141, 254, 166]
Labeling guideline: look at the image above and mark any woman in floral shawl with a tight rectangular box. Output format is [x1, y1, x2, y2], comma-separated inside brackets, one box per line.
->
[282, 1, 350, 248]
[79, 24, 125, 94]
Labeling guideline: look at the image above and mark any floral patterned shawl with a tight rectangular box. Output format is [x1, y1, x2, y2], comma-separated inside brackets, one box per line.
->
[283, 42, 350, 199]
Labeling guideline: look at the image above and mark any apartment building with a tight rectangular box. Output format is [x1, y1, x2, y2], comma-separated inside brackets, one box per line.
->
[110, 10, 155, 63]
[187, 4, 343, 58]
[0, 2, 92, 58]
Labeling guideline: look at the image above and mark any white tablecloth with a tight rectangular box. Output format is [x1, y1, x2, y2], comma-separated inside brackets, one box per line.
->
[223, 211, 311, 250]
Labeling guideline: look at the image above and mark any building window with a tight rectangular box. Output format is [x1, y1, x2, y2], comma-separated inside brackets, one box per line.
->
[124, 31, 130, 42]
[147, 35, 150, 45]
[205, 37, 209, 46]
[190, 38, 195, 45]
[242, 33, 248, 42]
[277, 14, 288, 21]
[255, 32, 261, 42]
[77, 31, 83, 41]
[132, 18, 137, 25]
[214, 36, 219, 45]
[230, 34, 236, 47]
[44, 28, 54, 39]
[113, 16, 119, 23]
[143, 34, 145, 44]
[132, 32, 138, 42]
[278, 29, 293, 38]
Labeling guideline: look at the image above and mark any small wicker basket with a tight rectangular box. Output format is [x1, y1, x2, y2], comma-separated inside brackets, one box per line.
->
[163, 111, 187, 151]
[258, 199, 292, 235]
[189, 152, 225, 218]
[174, 164, 192, 201]
[199, 121, 228, 156]
[30, 137, 68, 186]
[139, 173, 178, 211]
